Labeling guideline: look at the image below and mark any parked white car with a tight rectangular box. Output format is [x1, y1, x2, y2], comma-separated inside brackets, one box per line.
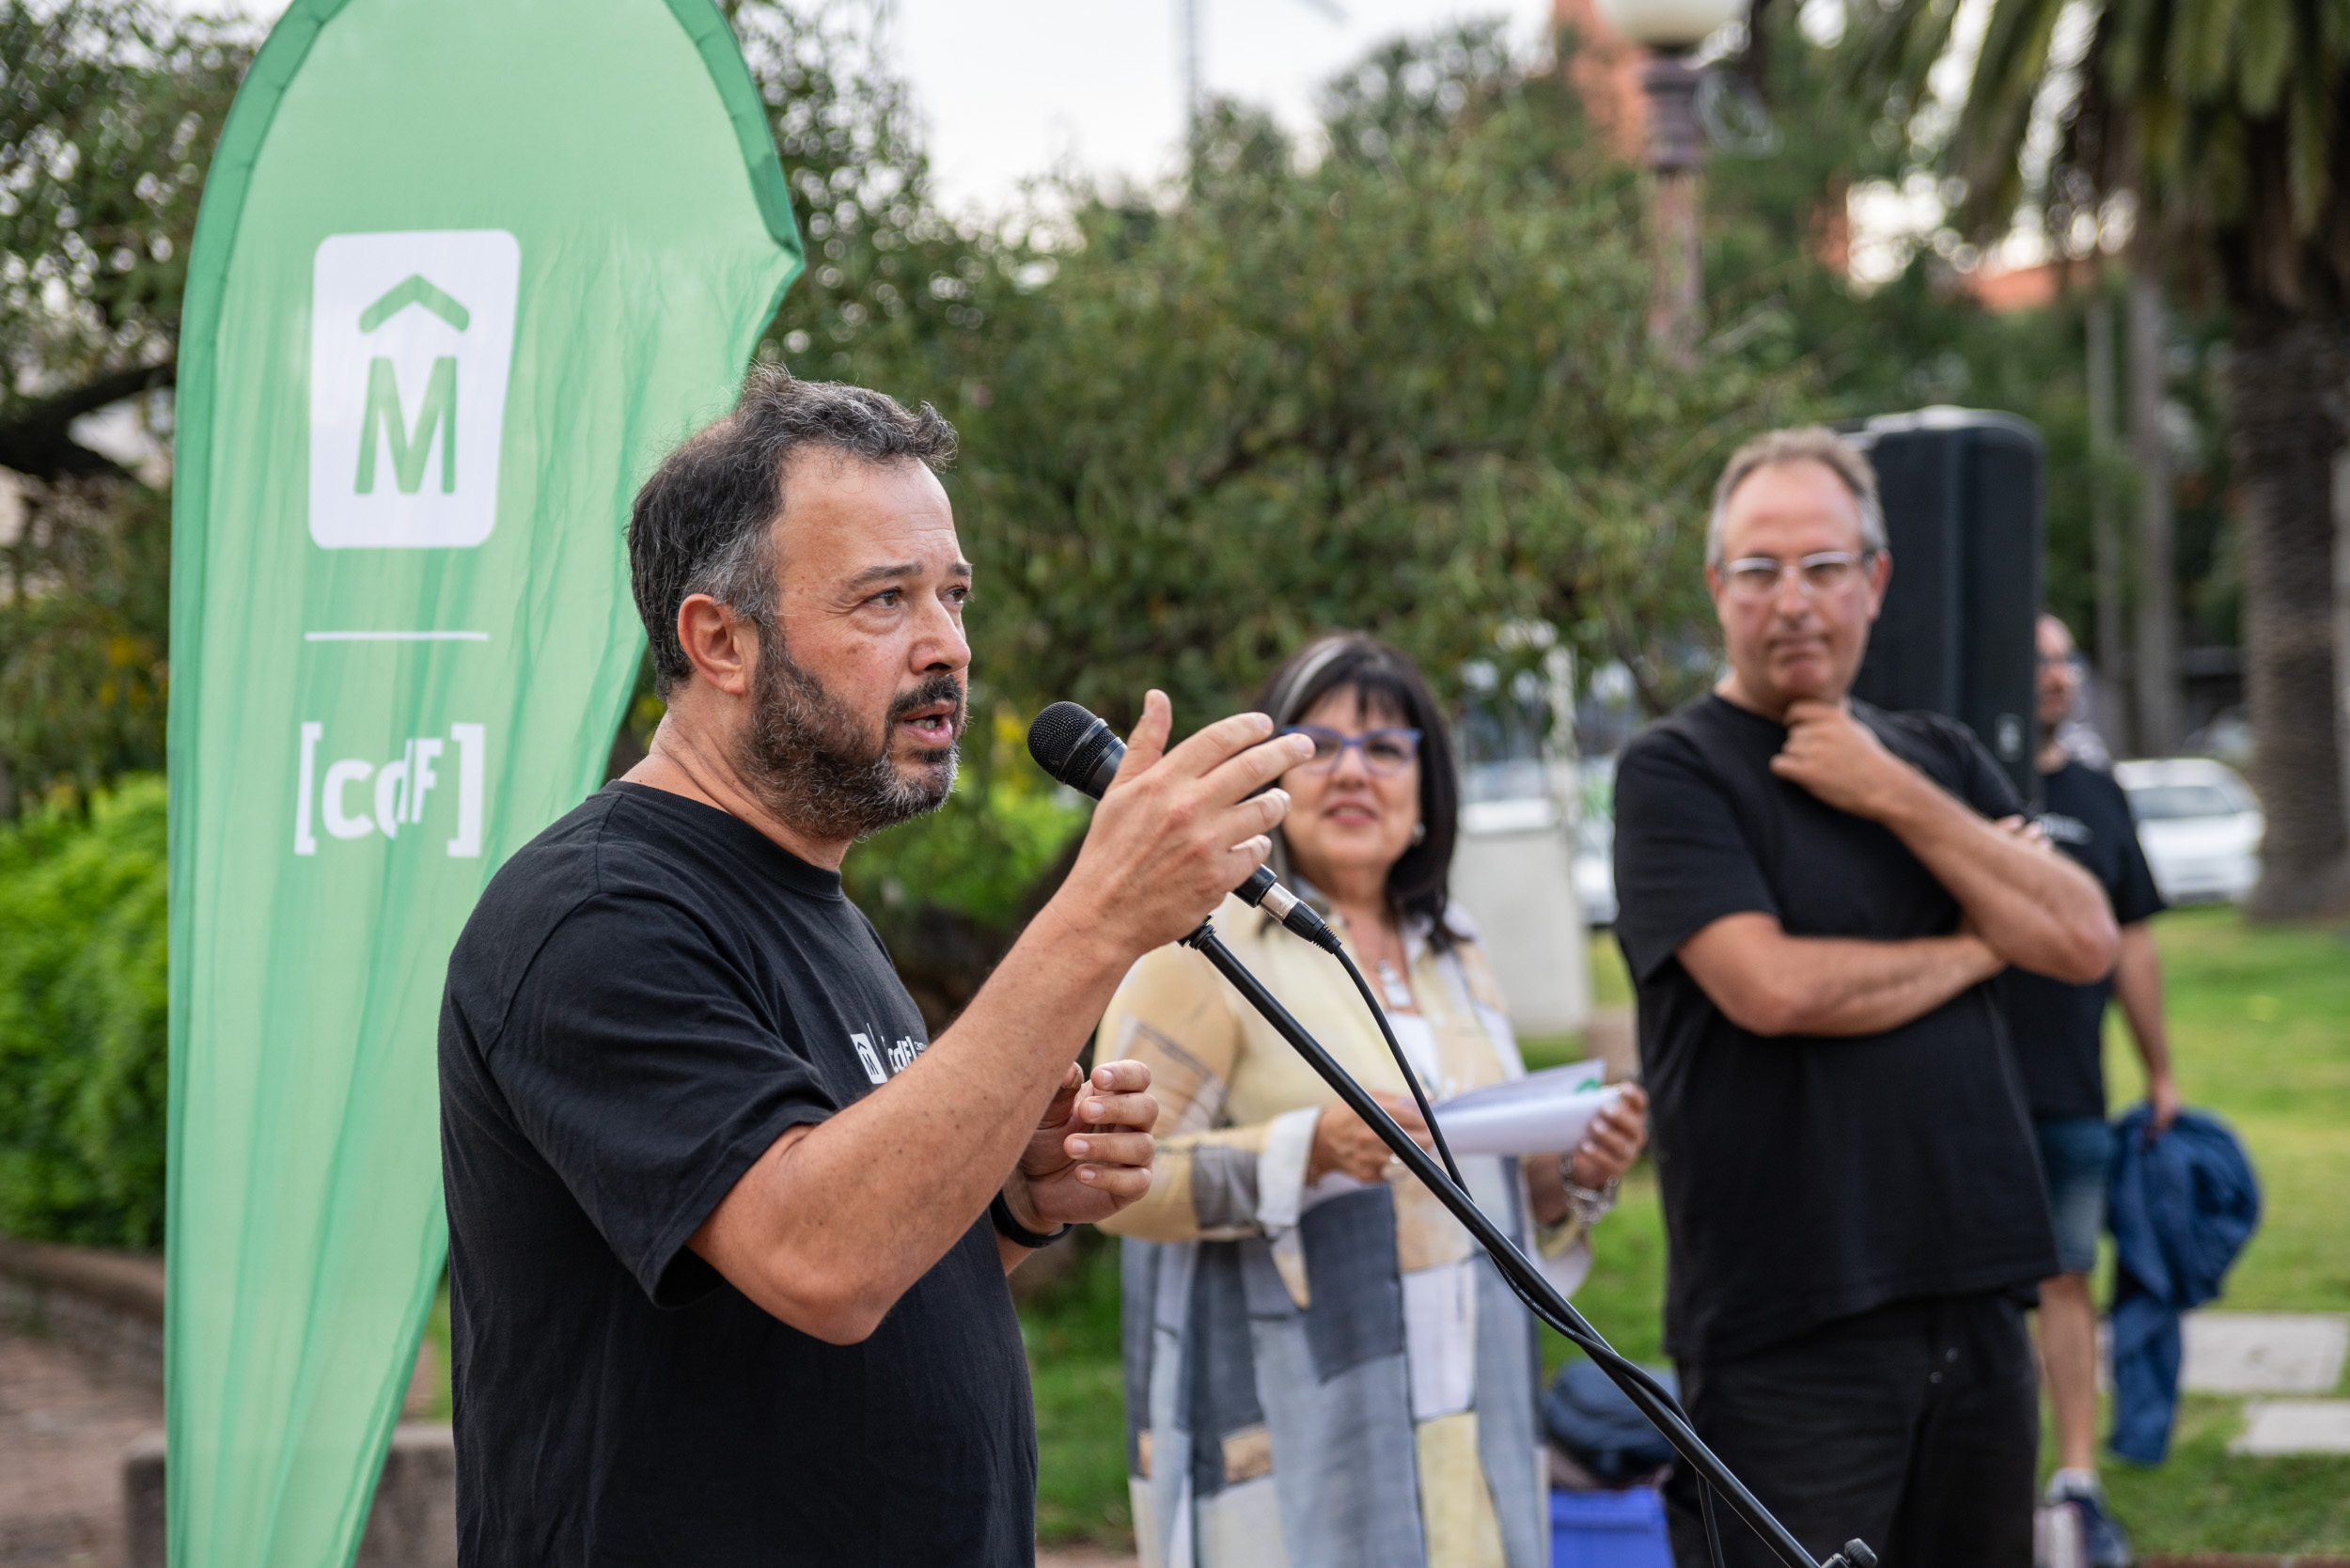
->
[2113, 758, 2264, 905]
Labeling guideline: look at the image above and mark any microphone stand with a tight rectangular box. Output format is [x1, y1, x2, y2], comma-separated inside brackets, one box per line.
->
[1178, 917, 1872, 1568]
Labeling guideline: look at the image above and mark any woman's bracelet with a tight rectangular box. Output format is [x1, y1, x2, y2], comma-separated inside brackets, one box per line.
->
[1554, 1162, 1620, 1227]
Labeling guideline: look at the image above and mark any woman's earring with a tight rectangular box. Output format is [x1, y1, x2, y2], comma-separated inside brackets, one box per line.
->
[1410, 821, 1427, 845]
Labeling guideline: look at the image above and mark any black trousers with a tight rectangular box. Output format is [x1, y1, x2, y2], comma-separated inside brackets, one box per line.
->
[1665, 1293, 2039, 1568]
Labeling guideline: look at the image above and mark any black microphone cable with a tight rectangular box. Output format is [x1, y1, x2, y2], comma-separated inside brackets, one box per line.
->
[1332, 944, 1465, 1188]
[1340, 944, 1732, 1568]
[1188, 920, 1858, 1568]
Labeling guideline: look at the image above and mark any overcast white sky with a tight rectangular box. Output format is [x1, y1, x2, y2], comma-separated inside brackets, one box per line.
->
[890, 1, 1541, 215]
[173, 1, 1543, 216]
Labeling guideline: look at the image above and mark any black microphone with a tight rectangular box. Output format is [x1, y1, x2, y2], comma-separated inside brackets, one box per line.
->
[1026, 701, 1340, 953]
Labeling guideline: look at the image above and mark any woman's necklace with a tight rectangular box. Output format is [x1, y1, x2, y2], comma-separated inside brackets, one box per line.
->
[1359, 917, 1413, 1010]
[1339, 903, 1414, 1010]
[1374, 958, 1414, 1011]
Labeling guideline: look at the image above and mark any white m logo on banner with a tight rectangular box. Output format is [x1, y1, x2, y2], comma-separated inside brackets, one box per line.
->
[307, 229, 519, 548]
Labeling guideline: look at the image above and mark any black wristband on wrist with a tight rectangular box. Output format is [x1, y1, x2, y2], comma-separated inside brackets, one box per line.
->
[990, 1190, 1073, 1249]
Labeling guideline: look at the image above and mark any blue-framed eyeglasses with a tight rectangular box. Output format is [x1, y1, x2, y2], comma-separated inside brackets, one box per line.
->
[1279, 725, 1424, 775]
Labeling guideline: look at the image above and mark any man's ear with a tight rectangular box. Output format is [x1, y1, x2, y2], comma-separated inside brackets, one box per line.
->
[1862, 549, 1892, 622]
[676, 593, 758, 698]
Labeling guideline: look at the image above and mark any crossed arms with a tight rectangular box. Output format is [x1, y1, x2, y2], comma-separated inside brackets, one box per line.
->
[1679, 700, 2120, 1039]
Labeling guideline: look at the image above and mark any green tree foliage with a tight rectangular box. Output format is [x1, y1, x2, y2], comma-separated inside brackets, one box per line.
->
[728, 0, 985, 372]
[0, 0, 247, 479]
[605, 0, 992, 776]
[0, 775, 166, 1246]
[1692, 6, 2255, 709]
[1, 0, 246, 812]
[803, 27, 1819, 1007]
[896, 30, 1813, 734]
[1, 475, 170, 811]
[1702, 11, 2098, 651]
[617, 21, 1810, 1000]
[1847, 0, 2350, 915]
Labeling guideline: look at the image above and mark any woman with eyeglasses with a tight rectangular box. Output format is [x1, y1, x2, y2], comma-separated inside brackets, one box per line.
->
[1094, 632, 1650, 1568]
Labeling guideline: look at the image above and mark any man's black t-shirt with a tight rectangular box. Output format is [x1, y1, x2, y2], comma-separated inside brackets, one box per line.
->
[1999, 760, 2167, 1121]
[439, 782, 1034, 1567]
[1612, 696, 2060, 1365]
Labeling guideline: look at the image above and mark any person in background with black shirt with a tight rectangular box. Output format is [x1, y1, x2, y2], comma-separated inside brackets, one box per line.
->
[2006, 611, 2176, 1568]
[438, 370, 1316, 1566]
[1611, 427, 2120, 1568]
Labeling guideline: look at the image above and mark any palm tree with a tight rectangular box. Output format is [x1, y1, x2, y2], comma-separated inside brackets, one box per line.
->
[1852, 0, 2350, 917]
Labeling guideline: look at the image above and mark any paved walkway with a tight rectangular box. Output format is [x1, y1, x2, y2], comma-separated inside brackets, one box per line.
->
[2184, 1312, 2348, 1394]
[0, 1333, 150, 1568]
[2234, 1399, 2350, 1455]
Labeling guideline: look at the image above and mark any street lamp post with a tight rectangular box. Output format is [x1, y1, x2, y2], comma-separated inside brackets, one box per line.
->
[1594, 0, 1746, 364]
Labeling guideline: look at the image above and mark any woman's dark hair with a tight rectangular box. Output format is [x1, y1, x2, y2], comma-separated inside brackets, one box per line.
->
[1255, 634, 1461, 947]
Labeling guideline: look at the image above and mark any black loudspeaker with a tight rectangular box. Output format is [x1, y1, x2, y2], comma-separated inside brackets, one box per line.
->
[1843, 408, 2044, 808]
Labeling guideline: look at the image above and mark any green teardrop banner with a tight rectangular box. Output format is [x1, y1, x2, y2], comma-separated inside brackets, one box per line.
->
[164, 2, 800, 1560]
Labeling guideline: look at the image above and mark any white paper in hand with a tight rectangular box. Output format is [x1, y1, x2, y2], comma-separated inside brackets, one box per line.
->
[1434, 1060, 1622, 1157]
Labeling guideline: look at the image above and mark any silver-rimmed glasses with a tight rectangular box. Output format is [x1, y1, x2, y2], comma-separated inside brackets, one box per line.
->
[1718, 550, 1876, 602]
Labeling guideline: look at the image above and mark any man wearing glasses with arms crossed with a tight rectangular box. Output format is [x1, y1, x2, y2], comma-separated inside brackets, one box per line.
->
[1611, 428, 2118, 1567]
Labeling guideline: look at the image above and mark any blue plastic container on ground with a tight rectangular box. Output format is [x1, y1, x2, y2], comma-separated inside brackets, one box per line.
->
[1551, 1486, 1673, 1568]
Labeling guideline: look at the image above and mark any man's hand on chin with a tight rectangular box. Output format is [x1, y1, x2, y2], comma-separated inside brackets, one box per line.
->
[1768, 698, 1921, 821]
[1002, 1058, 1158, 1232]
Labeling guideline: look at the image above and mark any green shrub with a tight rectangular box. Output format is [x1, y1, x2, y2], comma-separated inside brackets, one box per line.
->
[0, 774, 167, 1247]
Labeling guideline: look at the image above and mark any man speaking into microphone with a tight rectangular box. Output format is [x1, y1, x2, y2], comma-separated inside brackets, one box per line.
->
[437, 368, 1313, 1565]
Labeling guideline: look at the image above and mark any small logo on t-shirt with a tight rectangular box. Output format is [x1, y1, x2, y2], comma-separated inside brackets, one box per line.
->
[2037, 811, 2092, 846]
[851, 1029, 929, 1085]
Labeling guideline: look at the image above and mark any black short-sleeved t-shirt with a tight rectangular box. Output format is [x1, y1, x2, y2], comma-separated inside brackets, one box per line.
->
[1612, 696, 2060, 1365]
[439, 782, 1033, 1567]
[1999, 760, 2167, 1122]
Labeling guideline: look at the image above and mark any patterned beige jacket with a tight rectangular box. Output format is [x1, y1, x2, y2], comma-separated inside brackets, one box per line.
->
[1095, 894, 1588, 1568]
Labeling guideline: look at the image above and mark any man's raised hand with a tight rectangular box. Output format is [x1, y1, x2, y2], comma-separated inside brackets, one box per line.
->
[1773, 702, 2116, 983]
[1769, 698, 1921, 821]
[1052, 690, 1314, 958]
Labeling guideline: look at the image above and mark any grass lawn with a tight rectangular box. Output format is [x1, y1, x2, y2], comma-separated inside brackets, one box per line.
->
[1022, 1234, 1135, 1544]
[2088, 906, 2350, 1553]
[1022, 908, 2350, 1550]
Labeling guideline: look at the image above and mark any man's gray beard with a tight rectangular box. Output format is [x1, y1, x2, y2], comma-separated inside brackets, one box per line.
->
[737, 626, 962, 842]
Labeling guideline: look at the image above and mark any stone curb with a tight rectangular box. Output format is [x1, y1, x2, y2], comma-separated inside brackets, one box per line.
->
[0, 1235, 164, 1391]
[124, 1425, 456, 1568]
[0, 1233, 437, 1412]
